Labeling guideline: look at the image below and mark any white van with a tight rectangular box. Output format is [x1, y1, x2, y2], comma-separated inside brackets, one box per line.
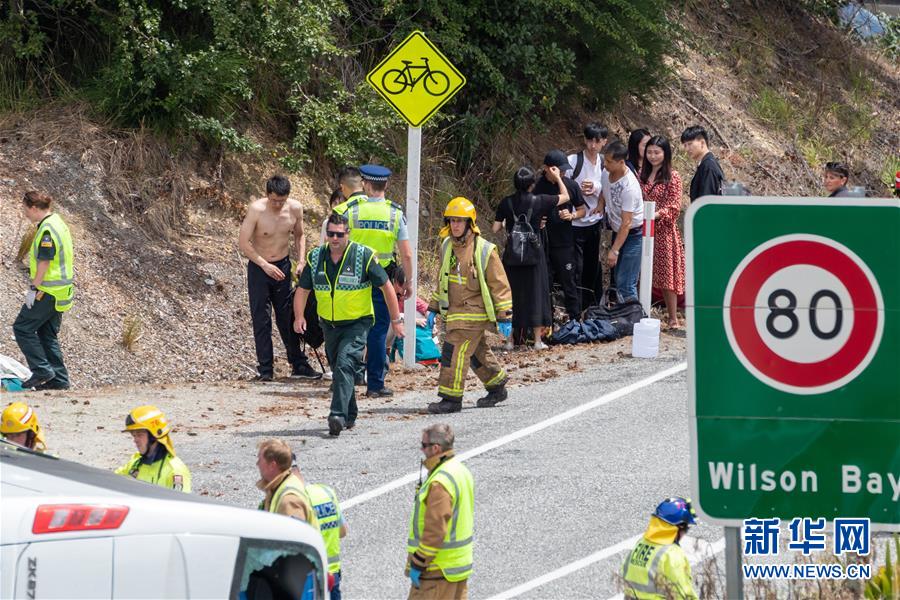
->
[0, 440, 328, 599]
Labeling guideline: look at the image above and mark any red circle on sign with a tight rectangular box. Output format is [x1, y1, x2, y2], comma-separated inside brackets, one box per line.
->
[726, 237, 882, 392]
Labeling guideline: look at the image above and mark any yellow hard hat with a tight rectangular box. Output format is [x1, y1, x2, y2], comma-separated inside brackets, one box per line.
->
[1, 402, 47, 451]
[444, 197, 477, 221]
[123, 405, 175, 455]
[442, 197, 480, 236]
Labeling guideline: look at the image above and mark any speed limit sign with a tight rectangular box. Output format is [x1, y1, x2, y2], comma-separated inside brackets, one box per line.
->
[723, 234, 884, 395]
[687, 197, 900, 528]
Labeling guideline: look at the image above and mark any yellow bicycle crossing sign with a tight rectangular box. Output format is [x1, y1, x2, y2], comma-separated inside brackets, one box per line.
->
[367, 31, 466, 128]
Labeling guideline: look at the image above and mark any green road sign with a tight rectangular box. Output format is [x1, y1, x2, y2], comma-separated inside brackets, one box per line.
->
[686, 197, 900, 530]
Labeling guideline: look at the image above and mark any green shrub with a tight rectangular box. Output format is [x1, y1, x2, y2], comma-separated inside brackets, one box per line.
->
[2, 0, 680, 169]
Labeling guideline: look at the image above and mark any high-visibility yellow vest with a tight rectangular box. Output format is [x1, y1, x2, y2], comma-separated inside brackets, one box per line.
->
[115, 452, 192, 493]
[269, 474, 320, 530]
[407, 457, 474, 582]
[307, 483, 343, 573]
[331, 191, 366, 216]
[436, 236, 497, 323]
[30, 213, 74, 312]
[621, 538, 698, 599]
[335, 196, 402, 266]
[307, 242, 376, 323]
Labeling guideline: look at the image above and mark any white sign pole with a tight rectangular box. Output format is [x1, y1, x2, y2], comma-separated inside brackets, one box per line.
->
[639, 201, 656, 316]
[403, 126, 422, 367]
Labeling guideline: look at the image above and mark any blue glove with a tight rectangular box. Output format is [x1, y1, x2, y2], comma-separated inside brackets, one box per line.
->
[498, 321, 512, 337]
[409, 566, 422, 588]
[426, 311, 436, 330]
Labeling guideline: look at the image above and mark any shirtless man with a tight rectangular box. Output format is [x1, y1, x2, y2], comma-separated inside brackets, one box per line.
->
[239, 175, 320, 381]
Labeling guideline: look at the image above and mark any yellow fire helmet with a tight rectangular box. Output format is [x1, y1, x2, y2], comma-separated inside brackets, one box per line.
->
[441, 196, 480, 237]
[123, 405, 175, 456]
[1, 401, 47, 451]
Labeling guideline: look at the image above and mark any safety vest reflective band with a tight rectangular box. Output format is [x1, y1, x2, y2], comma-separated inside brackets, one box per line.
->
[621, 539, 693, 599]
[436, 236, 496, 322]
[30, 213, 75, 312]
[407, 457, 474, 582]
[307, 483, 342, 573]
[307, 242, 375, 323]
[270, 474, 320, 530]
[116, 452, 192, 493]
[339, 197, 401, 266]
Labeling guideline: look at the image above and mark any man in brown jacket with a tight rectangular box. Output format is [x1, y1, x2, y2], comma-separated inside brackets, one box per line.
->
[256, 438, 318, 528]
[406, 424, 474, 599]
[428, 197, 513, 414]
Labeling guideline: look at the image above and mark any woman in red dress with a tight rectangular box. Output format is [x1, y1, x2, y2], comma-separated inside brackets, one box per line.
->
[639, 135, 686, 328]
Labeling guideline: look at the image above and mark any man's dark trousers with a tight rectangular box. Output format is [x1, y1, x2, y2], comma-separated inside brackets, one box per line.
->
[573, 223, 601, 308]
[247, 256, 310, 377]
[366, 287, 390, 392]
[323, 319, 370, 423]
[13, 293, 69, 387]
[548, 246, 581, 319]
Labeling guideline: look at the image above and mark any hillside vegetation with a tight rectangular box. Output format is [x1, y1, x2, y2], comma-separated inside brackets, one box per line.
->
[0, 0, 898, 387]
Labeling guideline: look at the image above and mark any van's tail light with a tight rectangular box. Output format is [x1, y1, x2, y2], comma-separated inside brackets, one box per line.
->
[32, 504, 129, 534]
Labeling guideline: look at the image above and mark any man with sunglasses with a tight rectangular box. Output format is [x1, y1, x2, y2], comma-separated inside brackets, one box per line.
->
[406, 424, 474, 599]
[333, 164, 414, 399]
[293, 213, 404, 436]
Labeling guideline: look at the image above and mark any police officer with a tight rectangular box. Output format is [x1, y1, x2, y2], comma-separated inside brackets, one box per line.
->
[1, 401, 47, 451]
[116, 405, 192, 492]
[256, 439, 318, 527]
[336, 166, 366, 207]
[427, 198, 513, 414]
[14, 191, 74, 390]
[333, 165, 413, 398]
[306, 480, 348, 600]
[293, 213, 404, 436]
[406, 424, 474, 599]
[621, 497, 699, 599]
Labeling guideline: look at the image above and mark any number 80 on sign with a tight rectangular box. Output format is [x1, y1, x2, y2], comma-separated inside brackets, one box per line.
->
[723, 234, 884, 395]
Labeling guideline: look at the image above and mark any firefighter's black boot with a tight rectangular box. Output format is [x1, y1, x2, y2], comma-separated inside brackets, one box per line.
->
[427, 398, 462, 414]
[476, 385, 508, 408]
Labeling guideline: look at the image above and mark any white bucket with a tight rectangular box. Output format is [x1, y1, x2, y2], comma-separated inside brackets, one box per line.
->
[632, 319, 661, 358]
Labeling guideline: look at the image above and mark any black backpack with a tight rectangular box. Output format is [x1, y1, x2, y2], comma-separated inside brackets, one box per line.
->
[502, 196, 542, 267]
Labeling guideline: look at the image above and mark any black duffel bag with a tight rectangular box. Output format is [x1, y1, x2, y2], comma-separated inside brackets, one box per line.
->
[583, 288, 646, 337]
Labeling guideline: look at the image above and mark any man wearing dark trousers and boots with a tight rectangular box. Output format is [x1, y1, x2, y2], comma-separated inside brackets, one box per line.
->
[333, 165, 413, 398]
[294, 214, 404, 436]
[239, 175, 320, 382]
[534, 150, 586, 321]
[14, 191, 74, 390]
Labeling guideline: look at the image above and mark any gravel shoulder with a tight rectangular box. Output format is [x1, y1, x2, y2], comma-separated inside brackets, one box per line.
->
[13, 331, 687, 498]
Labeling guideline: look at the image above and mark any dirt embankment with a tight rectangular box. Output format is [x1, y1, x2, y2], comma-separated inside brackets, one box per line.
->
[0, 1, 897, 389]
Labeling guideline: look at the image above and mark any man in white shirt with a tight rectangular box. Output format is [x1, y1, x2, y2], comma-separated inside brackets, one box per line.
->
[567, 122, 608, 308]
[595, 140, 644, 301]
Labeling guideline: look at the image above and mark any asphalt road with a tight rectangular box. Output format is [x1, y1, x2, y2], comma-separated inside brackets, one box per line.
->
[169, 350, 727, 599]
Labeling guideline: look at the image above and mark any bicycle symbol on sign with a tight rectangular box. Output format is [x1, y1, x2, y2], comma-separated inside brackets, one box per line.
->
[381, 57, 451, 97]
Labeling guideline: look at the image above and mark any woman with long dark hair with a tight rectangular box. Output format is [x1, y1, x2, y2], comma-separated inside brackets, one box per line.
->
[626, 128, 651, 174]
[639, 135, 685, 328]
[493, 166, 569, 350]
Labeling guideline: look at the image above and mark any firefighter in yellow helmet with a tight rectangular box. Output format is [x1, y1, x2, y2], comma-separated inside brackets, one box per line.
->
[426, 197, 513, 414]
[1, 402, 47, 451]
[116, 405, 192, 492]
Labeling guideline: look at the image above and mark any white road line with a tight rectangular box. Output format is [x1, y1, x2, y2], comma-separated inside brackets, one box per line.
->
[604, 537, 726, 600]
[485, 535, 642, 600]
[344, 361, 687, 510]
